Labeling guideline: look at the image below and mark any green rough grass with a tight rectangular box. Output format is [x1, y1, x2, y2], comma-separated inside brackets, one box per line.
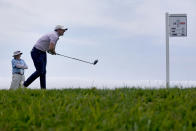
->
[0, 88, 196, 131]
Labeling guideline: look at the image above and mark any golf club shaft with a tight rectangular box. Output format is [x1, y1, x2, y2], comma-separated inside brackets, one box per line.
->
[56, 53, 94, 65]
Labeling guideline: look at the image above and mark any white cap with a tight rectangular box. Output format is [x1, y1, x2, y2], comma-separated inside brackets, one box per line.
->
[54, 25, 68, 31]
[13, 51, 22, 57]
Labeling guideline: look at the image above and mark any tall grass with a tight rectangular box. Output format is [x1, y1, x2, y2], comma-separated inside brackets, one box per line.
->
[0, 88, 196, 130]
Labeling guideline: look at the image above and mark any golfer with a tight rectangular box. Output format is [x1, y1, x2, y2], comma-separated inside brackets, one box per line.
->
[10, 51, 28, 90]
[23, 25, 68, 89]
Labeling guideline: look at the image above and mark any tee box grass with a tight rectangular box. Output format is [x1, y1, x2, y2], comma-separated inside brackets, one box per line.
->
[0, 88, 196, 130]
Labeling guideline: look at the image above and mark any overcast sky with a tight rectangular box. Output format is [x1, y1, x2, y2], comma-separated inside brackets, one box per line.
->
[0, 0, 196, 88]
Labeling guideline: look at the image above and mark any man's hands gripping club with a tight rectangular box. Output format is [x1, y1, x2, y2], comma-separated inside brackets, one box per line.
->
[48, 43, 56, 55]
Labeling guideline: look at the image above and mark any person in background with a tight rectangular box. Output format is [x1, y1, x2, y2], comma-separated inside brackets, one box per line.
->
[10, 51, 28, 90]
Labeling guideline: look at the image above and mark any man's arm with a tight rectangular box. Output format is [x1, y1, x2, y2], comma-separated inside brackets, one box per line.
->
[14, 59, 28, 69]
[15, 60, 28, 69]
[15, 64, 28, 69]
[48, 43, 56, 55]
[48, 33, 59, 55]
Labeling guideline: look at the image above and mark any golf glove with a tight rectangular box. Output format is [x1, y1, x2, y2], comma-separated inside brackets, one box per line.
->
[47, 51, 56, 55]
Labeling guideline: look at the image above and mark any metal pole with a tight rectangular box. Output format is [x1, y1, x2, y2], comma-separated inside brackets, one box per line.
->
[166, 12, 170, 88]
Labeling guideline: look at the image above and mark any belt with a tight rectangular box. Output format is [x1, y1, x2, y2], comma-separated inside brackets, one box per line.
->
[14, 72, 24, 75]
[32, 47, 46, 53]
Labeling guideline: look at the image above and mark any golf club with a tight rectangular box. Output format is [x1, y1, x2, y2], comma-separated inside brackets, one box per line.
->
[56, 53, 98, 65]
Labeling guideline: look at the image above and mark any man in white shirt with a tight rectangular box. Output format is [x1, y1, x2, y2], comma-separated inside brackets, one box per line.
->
[23, 25, 68, 89]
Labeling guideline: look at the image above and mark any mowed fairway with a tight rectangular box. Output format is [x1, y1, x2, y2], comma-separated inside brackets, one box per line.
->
[0, 88, 196, 130]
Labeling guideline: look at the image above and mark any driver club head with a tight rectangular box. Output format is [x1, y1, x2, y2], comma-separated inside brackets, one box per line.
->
[93, 59, 98, 65]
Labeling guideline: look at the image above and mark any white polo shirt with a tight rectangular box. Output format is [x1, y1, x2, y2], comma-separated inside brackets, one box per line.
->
[34, 31, 59, 52]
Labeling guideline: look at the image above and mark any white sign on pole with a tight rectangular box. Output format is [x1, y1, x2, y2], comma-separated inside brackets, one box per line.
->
[169, 14, 187, 37]
[165, 13, 187, 88]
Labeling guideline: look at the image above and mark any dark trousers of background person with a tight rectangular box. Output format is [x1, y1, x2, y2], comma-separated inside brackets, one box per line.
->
[24, 47, 47, 89]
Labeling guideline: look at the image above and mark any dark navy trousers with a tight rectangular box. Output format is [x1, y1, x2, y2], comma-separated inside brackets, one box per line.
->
[24, 47, 47, 89]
